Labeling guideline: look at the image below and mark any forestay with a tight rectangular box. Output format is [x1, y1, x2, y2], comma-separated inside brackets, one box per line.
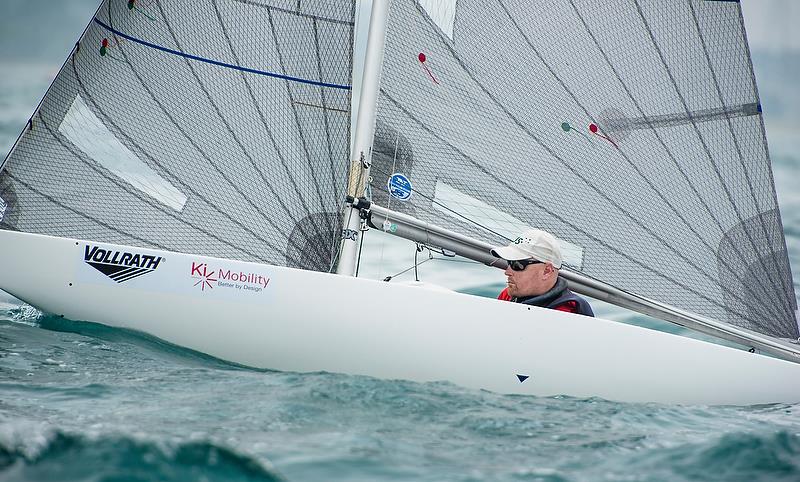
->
[0, 0, 356, 273]
[369, 0, 798, 338]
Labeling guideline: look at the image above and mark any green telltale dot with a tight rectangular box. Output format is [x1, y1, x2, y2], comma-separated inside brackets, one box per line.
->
[561, 122, 572, 132]
[128, 0, 135, 9]
[100, 46, 107, 56]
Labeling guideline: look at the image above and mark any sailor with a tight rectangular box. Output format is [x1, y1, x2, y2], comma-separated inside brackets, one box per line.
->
[491, 229, 594, 316]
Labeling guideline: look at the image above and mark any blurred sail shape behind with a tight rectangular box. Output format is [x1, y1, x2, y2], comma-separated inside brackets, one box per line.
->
[0, 0, 356, 273]
[370, 0, 798, 338]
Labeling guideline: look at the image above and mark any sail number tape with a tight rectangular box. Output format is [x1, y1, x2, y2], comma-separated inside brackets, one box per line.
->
[388, 173, 413, 201]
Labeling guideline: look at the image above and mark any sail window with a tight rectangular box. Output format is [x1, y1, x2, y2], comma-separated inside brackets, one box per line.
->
[433, 180, 585, 269]
[59, 95, 187, 211]
[419, 0, 456, 39]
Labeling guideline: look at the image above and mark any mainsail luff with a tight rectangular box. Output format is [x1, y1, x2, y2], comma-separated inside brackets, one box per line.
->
[369, 0, 797, 338]
[1, 0, 357, 273]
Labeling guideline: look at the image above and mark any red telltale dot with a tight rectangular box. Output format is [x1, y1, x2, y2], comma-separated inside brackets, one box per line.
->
[418, 52, 427, 63]
[102, 38, 109, 48]
[589, 123, 599, 133]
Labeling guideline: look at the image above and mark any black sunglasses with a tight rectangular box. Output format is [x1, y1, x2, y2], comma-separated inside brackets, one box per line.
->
[507, 259, 543, 271]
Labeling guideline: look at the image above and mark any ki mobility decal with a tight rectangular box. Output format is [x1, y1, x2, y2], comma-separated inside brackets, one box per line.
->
[191, 261, 270, 293]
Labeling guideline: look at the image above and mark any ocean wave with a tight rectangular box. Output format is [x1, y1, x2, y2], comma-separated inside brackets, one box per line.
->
[0, 430, 284, 482]
[32, 314, 252, 371]
[0, 304, 42, 326]
[618, 430, 800, 482]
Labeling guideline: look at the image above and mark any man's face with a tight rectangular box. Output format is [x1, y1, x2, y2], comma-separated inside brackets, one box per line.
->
[504, 260, 556, 298]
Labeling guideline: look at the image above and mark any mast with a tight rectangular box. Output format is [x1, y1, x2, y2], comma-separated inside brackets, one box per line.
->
[350, 196, 800, 364]
[336, 0, 391, 276]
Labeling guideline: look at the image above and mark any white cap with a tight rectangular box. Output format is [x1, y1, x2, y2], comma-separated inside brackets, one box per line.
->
[491, 229, 563, 268]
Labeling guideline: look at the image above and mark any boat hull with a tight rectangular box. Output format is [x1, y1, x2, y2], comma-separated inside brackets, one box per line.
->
[1, 229, 798, 405]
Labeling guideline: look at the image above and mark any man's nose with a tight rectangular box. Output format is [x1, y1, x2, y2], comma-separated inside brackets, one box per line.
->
[504, 266, 514, 276]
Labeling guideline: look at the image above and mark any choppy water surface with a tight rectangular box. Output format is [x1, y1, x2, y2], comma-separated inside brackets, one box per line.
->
[2, 306, 800, 482]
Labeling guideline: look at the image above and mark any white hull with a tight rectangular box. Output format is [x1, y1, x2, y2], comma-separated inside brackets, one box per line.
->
[1, 229, 799, 405]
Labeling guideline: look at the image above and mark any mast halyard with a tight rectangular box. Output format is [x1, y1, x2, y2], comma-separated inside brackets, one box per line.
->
[336, 0, 391, 277]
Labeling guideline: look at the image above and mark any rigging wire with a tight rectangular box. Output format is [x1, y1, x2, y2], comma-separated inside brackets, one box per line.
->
[382, 243, 457, 282]
[375, 132, 402, 279]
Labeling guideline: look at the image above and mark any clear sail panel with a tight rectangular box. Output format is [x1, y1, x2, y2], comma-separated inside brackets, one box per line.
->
[371, 0, 798, 338]
[0, 0, 356, 272]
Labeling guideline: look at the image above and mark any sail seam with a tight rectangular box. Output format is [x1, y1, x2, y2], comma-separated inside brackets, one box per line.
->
[70, 24, 301, 263]
[734, 2, 799, 320]
[563, 0, 786, 323]
[312, 18, 344, 268]
[632, 0, 790, 322]
[494, 0, 783, 322]
[379, 90, 776, 331]
[209, 0, 338, 263]
[266, 9, 333, 229]
[5, 172, 166, 250]
[152, 1, 303, 249]
[332, 0, 358, 274]
[103, 2, 305, 258]
[406, 0, 784, 323]
[39, 103, 275, 263]
[92, 18, 352, 91]
[687, 0, 795, 313]
[230, 0, 355, 26]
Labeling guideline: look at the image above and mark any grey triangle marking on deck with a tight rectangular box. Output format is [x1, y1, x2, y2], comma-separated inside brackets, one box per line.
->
[516, 374, 529, 383]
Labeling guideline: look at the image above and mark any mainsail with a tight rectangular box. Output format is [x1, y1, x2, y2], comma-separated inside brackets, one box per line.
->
[0, 0, 356, 273]
[368, 0, 798, 338]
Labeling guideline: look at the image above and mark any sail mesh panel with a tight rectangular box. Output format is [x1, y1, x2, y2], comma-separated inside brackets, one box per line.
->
[371, 0, 798, 338]
[0, 0, 355, 272]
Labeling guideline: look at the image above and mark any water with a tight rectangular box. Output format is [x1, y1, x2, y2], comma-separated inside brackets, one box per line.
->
[2, 307, 800, 482]
[3, 5, 800, 481]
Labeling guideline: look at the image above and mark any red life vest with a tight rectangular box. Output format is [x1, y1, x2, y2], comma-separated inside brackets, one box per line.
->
[497, 284, 593, 316]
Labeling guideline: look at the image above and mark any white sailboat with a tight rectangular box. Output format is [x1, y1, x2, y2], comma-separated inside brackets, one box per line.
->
[1, 0, 798, 405]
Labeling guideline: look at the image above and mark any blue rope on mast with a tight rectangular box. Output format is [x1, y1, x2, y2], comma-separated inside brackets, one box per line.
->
[93, 18, 352, 91]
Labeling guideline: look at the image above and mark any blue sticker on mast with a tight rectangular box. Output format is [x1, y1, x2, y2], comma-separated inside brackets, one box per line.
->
[388, 173, 413, 201]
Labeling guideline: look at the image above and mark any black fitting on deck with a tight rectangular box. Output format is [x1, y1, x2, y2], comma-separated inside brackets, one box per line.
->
[346, 195, 371, 211]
